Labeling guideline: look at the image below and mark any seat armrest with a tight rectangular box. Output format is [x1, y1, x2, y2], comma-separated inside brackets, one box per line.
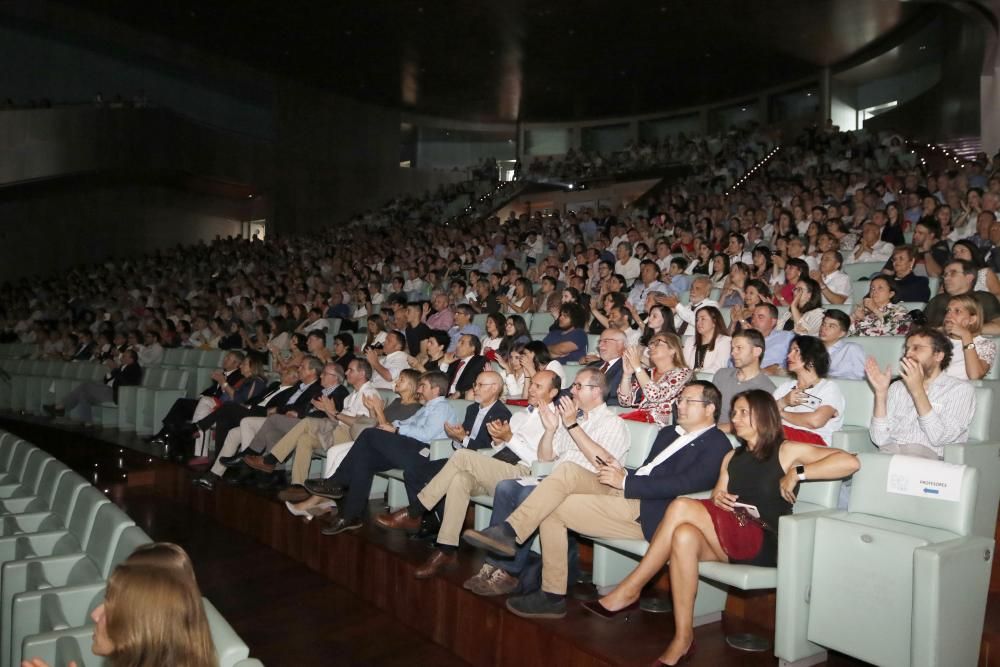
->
[774, 510, 844, 663]
[429, 439, 454, 461]
[911, 536, 994, 667]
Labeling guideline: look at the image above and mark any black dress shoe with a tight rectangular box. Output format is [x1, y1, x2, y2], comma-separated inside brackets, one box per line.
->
[321, 516, 363, 536]
[193, 474, 216, 491]
[304, 478, 346, 500]
[409, 517, 442, 542]
[220, 449, 254, 468]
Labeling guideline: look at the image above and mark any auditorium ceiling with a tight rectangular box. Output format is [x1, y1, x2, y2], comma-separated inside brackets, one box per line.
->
[66, 0, 939, 122]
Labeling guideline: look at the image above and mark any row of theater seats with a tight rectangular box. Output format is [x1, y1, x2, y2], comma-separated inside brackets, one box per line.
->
[367, 392, 999, 667]
[0, 433, 262, 667]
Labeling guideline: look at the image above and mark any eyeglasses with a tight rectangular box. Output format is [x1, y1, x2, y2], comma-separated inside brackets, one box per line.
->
[942, 270, 966, 277]
[473, 382, 498, 388]
[571, 383, 601, 390]
[648, 339, 669, 348]
[675, 398, 710, 405]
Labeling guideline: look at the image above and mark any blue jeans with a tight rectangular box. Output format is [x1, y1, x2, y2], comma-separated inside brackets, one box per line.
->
[485, 479, 579, 580]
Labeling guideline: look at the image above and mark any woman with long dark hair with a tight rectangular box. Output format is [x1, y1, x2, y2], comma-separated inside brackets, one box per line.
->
[584, 390, 859, 666]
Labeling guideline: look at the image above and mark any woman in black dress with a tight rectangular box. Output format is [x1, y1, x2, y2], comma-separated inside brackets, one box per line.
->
[585, 389, 859, 665]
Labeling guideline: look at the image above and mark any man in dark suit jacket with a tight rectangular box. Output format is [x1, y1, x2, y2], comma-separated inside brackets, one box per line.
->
[149, 350, 245, 444]
[45, 349, 142, 422]
[586, 329, 626, 406]
[504, 380, 733, 616]
[446, 334, 489, 398]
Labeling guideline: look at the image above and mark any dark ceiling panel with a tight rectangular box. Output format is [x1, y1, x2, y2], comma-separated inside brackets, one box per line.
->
[63, 0, 936, 122]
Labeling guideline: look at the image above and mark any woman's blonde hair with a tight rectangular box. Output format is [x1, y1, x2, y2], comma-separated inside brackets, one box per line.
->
[948, 294, 983, 334]
[104, 543, 217, 667]
[650, 332, 688, 369]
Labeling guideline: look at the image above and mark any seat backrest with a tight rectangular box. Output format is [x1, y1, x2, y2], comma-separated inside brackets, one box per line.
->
[199, 349, 226, 367]
[836, 378, 875, 427]
[0, 438, 25, 470]
[529, 313, 554, 334]
[51, 472, 91, 520]
[84, 503, 135, 576]
[161, 368, 188, 390]
[66, 487, 111, 543]
[7, 444, 38, 480]
[848, 453, 978, 536]
[562, 363, 583, 384]
[203, 598, 251, 666]
[34, 462, 71, 504]
[843, 261, 885, 281]
[162, 348, 187, 366]
[623, 421, 659, 469]
[107, 526, 153, 571]
[142, 367, 165, 388]
[20, 454, 56, 493]
[969, 386, 993, 441]
[447, 398, 473, 416]
[850, 336, 904, 374]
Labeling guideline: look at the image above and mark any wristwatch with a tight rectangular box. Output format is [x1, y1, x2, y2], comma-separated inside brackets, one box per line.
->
[566, 422, 580, 431]
[964, 342, 976, 350]
[795, 464, 807, 481]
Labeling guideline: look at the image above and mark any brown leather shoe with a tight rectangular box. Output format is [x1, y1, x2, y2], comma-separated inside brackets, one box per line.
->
[414, 549, 458, 579]
[278, 485, 310, 503]
[243, 454, 275, 473]
[374, 508, 422, 532]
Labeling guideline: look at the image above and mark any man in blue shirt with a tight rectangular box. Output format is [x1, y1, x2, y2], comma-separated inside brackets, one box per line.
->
[750, 303, 794, 375]
[542, 303, 589, 363]
[819, 310, 866, 380]
[307, 371, 456, 535]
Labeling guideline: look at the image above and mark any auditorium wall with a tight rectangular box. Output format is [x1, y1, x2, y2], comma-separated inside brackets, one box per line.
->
[0, 185, 244, 281]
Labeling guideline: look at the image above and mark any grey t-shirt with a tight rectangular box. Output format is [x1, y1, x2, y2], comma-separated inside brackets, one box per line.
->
[711, 367, 776, 424]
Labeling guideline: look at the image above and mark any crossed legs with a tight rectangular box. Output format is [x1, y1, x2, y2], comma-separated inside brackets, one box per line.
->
[597, 498, 727, 665]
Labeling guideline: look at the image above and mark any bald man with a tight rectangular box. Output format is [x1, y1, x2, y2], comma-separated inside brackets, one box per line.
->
[375, 370, 560, 579]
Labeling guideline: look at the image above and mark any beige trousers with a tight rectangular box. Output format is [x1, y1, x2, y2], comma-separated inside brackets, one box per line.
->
[416, 449, 529, 546]
[505, 462, 619, 542]
[539, 493, 643, 594]
[270, 418, 352, 485]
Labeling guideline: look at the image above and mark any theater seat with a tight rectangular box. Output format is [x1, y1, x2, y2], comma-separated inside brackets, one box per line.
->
[777, 453, 990, 667]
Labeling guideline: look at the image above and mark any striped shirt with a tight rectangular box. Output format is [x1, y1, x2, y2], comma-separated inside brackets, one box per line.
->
[870, 373, 976, 457]
[552, 404, 631, 472]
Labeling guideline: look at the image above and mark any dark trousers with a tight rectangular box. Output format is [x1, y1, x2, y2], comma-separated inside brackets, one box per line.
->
[159, 397, 198, 433]
[198, 402, 252, 444]
[330, 428, 439, 521]
[485, 479, 579, 578]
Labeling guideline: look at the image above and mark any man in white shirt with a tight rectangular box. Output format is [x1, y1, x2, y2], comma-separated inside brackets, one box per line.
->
[867, 327, 977, 459]
[254, 359, 381, 497]
[660, 276, 718, 336]
[374, 371, 560, 580]
[725, 233, 753, 265]
[614, 242, 641, 285]
[366, 331, 410, 389]
[461, 368, 630, 600]
[626, 260, 669, 310]
[811, 250, 852, 305]
[135, 331, 165, 366]
[848, 222, 894, 264]
[504, 381, 732, 618]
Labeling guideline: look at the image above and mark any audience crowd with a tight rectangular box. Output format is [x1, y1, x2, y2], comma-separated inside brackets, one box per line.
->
[5, 123, 1000, 666]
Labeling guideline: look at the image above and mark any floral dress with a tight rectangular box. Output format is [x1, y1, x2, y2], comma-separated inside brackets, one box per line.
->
[850, 302, 912, 336]
[617, 367, 693, 425]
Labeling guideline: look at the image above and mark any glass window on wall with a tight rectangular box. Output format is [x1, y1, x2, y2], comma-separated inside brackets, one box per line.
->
[581, 123, 629, 153]
[708, 101, 760, 133]
[525, 128, 570, 156]
[639, 114, 702, 143]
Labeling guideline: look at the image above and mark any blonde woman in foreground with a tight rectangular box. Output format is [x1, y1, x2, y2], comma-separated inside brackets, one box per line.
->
[22, 542, 217, 667]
